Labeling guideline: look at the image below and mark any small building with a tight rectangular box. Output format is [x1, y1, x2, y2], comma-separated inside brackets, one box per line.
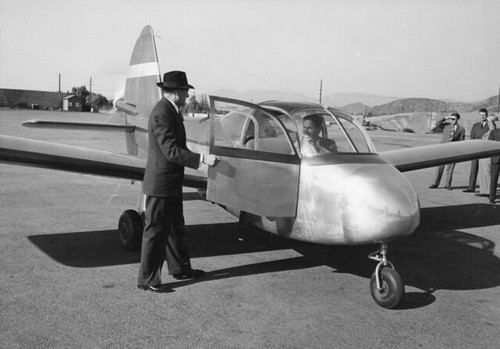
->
[62, 95, 82, 111]
[0, 88, 70, 109]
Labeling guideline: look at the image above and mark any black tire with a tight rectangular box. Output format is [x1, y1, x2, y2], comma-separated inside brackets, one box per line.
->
[118, 210, 143, 251]
[370, 267, 404, 309]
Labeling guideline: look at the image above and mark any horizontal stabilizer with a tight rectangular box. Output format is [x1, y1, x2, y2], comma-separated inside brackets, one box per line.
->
[115, 100, 138, 116]
[380, 140, 500, 172]
[22, 120, 136, 133]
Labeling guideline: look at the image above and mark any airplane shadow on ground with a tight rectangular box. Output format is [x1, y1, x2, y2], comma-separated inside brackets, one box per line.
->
[28, 203, 500, 309]
[27, 222, 293, 269]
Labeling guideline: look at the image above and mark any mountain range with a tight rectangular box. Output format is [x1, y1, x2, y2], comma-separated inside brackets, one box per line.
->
[208, 90, 499, 116]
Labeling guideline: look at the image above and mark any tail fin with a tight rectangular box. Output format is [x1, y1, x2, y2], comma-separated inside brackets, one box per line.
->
[116, 25, 162, 119]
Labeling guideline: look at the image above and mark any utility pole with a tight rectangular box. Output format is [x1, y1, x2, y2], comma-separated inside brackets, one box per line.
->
[89, 77, 93, 111]
[319, 79, 323, 104]
[58, 73, 61, 93]
[498, 83, 499, 112]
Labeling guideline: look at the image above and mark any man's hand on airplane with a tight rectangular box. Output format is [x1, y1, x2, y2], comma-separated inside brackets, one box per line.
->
[202, 154, 220, 167]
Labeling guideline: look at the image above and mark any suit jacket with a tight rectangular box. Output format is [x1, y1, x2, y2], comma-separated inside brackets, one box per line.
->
[142, 97, 200, 197]
[470, 121, 489, 140]
[488, 129, 500, 164]
[440, 124, 465, 144]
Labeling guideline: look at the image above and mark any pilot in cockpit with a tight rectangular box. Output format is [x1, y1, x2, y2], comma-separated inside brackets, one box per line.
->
[299, 114, 337, 157]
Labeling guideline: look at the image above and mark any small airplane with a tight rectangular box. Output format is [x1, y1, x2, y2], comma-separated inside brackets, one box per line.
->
[2, 25, 500, 309]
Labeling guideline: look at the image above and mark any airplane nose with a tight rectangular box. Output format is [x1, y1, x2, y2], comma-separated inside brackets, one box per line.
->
[341, 165, 420, 244]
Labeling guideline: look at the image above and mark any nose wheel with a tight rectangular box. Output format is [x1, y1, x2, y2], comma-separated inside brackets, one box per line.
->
[368, 243, 404, 309]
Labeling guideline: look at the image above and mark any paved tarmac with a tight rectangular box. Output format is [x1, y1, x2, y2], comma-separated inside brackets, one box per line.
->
[1, 110, 499, 348]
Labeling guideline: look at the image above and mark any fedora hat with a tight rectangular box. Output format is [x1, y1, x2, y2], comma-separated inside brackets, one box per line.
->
[156, 70, 194, 90]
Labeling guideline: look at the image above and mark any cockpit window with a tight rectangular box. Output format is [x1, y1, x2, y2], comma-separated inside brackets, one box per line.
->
[214, 110, 248, 147]
[333, 115, 372, 153]
[293, 109, 373, 157]
[211, 99, 295, 155]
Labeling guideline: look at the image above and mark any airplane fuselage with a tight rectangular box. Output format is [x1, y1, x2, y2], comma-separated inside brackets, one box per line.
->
[124, 98, 421, 246]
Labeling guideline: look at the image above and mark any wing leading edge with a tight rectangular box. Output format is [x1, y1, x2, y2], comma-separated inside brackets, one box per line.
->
[380, 140, 500, 172]
[22, 120, 136, 133]
[0, 135, 145, 180]
[0, 135, 208, 188]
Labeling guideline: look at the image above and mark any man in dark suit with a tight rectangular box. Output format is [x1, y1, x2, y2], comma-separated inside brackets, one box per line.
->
[463, 108, 489, 192]
[429, 113, 466, 190]
[138, 71, 219, 292]
[488, 127, 500, 204]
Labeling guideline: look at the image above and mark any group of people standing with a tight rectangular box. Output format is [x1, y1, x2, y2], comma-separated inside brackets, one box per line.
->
[429, 108, 500, 204]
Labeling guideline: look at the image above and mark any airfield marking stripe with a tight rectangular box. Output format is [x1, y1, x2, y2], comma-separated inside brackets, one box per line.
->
[127, 62, 160, 79]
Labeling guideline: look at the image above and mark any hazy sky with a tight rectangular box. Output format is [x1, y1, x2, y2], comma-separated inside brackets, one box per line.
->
[1, 0, 499, 102]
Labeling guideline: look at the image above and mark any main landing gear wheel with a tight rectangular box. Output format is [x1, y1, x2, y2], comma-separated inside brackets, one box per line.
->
[368, 243, 404, 309]
[118, 209, 144, 251]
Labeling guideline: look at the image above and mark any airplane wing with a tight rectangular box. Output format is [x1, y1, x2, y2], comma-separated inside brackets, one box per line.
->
[22, 119, 136, 133]
[379, 140, 500, 172]
[0, 135, 207, 188]
[0, 135, 145, 180]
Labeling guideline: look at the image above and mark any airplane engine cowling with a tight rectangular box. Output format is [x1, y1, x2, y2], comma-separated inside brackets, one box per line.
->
[293, 160, 420, 245]
[341, 164, 420, 244]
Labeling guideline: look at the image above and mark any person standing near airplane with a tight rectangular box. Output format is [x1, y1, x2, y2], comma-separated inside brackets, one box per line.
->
[463, 108, 490, 193]
[476, 115, 497, 197]
[429, 113, 465, 190]
[138, 71, 219, 292]
[488, 123, 500, 204]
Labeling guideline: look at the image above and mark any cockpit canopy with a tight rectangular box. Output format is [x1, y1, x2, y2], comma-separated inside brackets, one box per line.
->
[210, 97, 376, 158]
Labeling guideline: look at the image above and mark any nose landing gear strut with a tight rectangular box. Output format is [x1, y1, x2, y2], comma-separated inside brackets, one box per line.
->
[368, 242, 404, 309]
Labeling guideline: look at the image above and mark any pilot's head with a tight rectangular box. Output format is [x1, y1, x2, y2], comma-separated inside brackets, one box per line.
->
[157, 71, 194, 107]
[303, 114, 324, 141]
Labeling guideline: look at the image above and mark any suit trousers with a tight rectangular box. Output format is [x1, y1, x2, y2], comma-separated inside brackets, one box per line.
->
[489, 163, 500, 201]
[432, 163, 456, 187]
[137, 195, 191, 287]
[467, 159, 479, 190]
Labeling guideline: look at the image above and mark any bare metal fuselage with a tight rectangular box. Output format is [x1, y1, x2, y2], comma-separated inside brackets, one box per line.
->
[125, 105, 420, 247]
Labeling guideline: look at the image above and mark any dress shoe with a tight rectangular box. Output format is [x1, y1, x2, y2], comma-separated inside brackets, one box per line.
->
[475, 194, 489, 197]
[445, 186, 452, 191]
[463, 189, 475, 193]
[137, 284, 171, 293]
[428, 185, 438, 189]
[173, 268, 205, 280]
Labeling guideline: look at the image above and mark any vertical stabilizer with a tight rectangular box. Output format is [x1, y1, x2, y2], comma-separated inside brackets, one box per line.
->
[123, 25, 162, 119]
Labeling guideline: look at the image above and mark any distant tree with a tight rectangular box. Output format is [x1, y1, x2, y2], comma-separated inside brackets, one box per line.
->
[70, 86, 112, 111]
[198, 94, 209, 113]
[89, 93, 111, 110]
[71, 86, 90, 108]
[186, 95, 199, 115]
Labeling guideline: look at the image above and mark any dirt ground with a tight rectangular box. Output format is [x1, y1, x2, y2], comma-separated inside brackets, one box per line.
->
[1, 110, 499, 348]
